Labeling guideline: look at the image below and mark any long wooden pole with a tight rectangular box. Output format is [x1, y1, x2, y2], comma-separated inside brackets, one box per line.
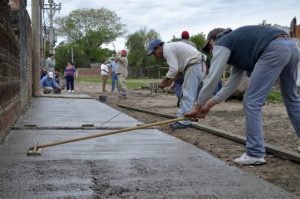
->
[29, 117, 186, 150]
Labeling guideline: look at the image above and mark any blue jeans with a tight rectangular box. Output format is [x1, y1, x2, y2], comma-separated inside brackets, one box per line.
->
[213, 80, 222, 95]
[111, 72, 119, 92]
[244, 38, 300, 158]
[174, 74, 184, 100]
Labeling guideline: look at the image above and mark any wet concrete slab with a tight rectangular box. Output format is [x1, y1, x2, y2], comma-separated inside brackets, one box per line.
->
[1, 95, 299, 198]
[40, 93, 93, 99]
[1, 129, 298, 198]
[14, 97, 142, 128]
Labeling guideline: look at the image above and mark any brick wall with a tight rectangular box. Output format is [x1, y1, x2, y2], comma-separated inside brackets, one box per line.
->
[0, 0, 32, 142]
[77, 68, 100, 78]
[296, 25, 300, 38]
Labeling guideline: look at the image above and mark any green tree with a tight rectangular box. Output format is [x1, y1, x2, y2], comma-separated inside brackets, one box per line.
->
[55, 8, 126, 67]
[170, 32, 206, 52]
[190, 33, 206, 52]
[55, 41, 113, 70]
[125, 28, 167, 77]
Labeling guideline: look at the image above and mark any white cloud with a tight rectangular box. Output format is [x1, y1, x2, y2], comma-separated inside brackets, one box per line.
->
[27, 0, 299, 50]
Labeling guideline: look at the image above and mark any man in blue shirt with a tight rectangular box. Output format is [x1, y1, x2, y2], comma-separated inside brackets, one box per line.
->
[186, 25, 300, 165]
[40, 72, 61, 94]
[110, 57, 119, 92]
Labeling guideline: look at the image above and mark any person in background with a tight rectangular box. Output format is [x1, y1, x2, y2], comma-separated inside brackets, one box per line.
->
[40, 67, 47, 79]
[55, 70, 60, 85]
[181, 30, 197, 48]
[40, 71, 61, 94]
[64, 62, 76, 93]
[182, 30, 221, 95]
[171, 73, 184, 107]
[110, 57, 119, 92]
[45, 53, 55, 74]
[186, 25, 300, 165]
[147, 39, 206, 129]
[100, 60, 110, 92]
[116, 50, 128, 99]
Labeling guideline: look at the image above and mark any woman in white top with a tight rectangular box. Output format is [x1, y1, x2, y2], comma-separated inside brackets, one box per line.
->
[100, 60, 110, 92]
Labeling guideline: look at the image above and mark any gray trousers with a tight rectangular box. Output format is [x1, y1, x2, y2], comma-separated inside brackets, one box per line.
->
[177, 62, 205, 124]
[244, 38, 300, 158]
[117, 73, 127, 96]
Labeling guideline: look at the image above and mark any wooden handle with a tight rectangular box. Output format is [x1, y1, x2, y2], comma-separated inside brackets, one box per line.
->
[33, 117, 186, 149]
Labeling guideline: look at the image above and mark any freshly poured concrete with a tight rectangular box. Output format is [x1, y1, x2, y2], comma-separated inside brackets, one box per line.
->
[0, 96, 298, 199]
[14, 97, 142, 128]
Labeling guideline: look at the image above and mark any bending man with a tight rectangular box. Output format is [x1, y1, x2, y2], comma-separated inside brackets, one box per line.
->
[186, 25, 300, 165]
[147, 39, 206, 129]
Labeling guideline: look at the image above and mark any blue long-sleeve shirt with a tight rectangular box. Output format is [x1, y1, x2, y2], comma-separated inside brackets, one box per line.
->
[110, 60, 118, 72]
[40, 76, 59, 89]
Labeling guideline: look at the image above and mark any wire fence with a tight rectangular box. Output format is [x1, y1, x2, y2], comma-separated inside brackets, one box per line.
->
[128, 67, 169, 78]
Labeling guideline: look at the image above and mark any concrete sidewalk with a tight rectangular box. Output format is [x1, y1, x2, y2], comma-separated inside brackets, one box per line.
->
[0, 94, 298, 199]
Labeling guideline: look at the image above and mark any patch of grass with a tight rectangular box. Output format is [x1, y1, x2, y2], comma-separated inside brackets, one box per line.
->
[76, 77, 160, 90]
[266, 90, 283, 103]
[126, 79, 160, 90]
[76, 76, 100, 83]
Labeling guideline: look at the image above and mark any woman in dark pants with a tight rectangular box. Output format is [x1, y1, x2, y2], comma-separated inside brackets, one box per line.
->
[64, 62, 76, 93]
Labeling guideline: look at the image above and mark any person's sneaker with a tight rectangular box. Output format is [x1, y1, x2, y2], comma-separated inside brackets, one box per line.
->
[170, 122, 191, 129]
[67, 90, 71, 93]
[234, 153, 266, 166]
[71, 90, 74, 93]
[297, 146, 300, 153]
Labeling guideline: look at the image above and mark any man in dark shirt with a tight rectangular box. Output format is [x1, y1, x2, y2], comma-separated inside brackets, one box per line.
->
[186, 25, 300, 165]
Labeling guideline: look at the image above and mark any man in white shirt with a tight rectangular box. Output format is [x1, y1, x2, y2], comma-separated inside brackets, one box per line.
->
[100, 60, 110, 92]
[147, 39, 206, 129]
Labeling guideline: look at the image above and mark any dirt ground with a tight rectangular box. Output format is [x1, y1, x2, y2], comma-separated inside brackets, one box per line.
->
[74, 81, 300, 197]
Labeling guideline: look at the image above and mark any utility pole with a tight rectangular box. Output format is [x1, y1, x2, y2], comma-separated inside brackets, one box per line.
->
[43, 0, 61, 54]
[32, 0, 41, 96]
[40, 0, 44, 68]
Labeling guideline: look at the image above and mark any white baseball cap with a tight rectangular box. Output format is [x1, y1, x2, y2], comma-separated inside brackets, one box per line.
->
[48, 72, 54, 78]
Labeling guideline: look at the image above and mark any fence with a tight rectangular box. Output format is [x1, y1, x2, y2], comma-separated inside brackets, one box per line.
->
[129, 66, 168, 79]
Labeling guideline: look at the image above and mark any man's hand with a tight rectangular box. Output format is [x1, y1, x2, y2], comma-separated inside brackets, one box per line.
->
[184, 104, 204, 119]
[185, 99, 218, 119]
[201, 99, 217, 115]
[160, 78, 173, 88]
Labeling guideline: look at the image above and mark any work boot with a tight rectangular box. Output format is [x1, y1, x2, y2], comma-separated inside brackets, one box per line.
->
[170, 122, 191, 129]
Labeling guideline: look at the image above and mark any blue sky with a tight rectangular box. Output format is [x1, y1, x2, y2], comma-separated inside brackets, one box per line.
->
[28, 0, 299, 50]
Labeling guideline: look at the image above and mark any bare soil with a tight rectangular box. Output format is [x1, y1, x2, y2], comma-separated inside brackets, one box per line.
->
[74, 81, 300, 197]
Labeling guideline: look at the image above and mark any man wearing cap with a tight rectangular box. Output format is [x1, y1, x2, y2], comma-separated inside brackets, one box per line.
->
[181, 31, 197, 48]
[116, 50, 128, 99]
[170, 31, 198, 107]
[40, 72, 61, 94]
[185, 25, 300, 165]
[147, 39, 206, 129]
